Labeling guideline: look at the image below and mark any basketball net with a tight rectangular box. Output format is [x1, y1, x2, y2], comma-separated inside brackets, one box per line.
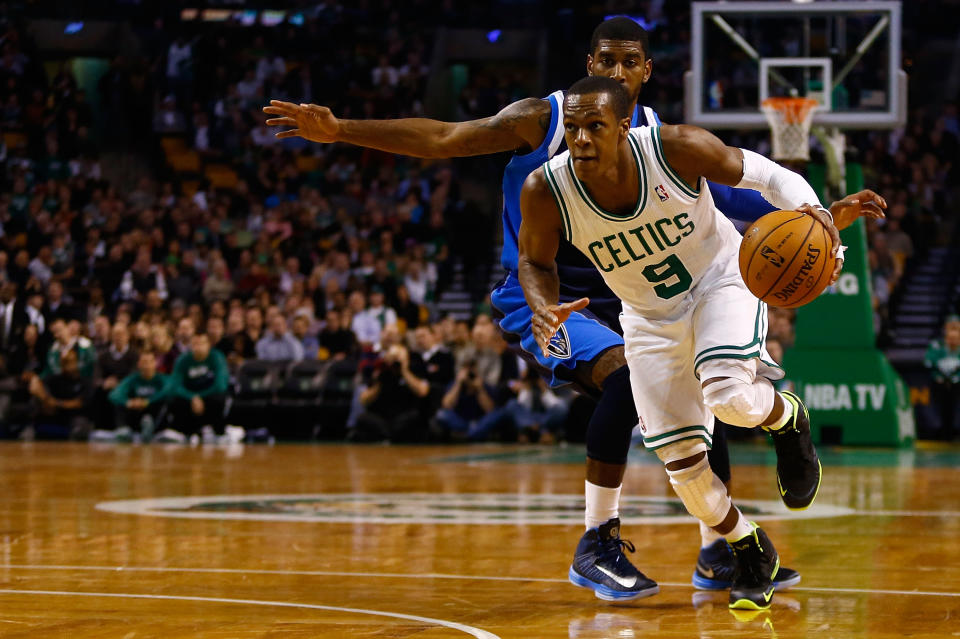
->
[761, 97, 820, 162]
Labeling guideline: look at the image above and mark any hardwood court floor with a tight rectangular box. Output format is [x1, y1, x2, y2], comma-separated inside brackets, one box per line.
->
[0, 441, 957, 638]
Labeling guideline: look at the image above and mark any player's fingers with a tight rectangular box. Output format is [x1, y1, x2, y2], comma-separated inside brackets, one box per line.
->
[535, 309, 559, 326]
[831, 258, 844, 284]
[531, 328, 551, 357]
[862, 202, 886, 218]
[265, 117, 297, 127]
[262, 106, 294, 116]
[265, 101, 299, 115]
[275, 129, 301, 139]
[561, 297, 590, 312]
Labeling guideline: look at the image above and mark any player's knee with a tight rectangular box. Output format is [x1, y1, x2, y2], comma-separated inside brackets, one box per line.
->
[656, 440, 730, 527]
[700, 359, 774, 428]
[585, 365, 635, 465]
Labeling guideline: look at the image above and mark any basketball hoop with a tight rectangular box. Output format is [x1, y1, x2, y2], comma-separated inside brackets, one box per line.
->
[761, 97, 820, 161]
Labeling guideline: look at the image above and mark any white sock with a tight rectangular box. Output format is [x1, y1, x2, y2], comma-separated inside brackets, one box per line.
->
[700, 520, 724, 548]
[722, 510, 755, 543]
[767, 392, 794, 431]
[585, 481, 621, 530]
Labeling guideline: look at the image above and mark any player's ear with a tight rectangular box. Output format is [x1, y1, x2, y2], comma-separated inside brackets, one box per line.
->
[586, 54, 595, 76]
[619, 117, 630, 139]
[644, 58, 653, 83]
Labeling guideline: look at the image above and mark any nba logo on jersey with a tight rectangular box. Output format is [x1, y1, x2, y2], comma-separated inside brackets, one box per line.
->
[637, 415, 647, 434]
[655, 184, 669, 202]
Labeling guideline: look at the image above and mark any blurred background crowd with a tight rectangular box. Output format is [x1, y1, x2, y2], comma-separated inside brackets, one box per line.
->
[0, 0, 956, 443]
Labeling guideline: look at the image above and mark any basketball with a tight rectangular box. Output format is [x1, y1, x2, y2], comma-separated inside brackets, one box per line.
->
[739, 210, 835, 308]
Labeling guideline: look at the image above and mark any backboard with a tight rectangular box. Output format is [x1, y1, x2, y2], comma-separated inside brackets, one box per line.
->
[686, 1, 905, 130]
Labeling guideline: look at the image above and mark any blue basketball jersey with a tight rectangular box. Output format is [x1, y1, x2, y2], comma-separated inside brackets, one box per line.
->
[499, 92, 661, 272]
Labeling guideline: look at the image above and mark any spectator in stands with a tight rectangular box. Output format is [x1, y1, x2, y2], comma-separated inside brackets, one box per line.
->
[319, 309, 357, 360]
[44, 319, 96, 378]
[414, 325, 455, 391]
[167, 332, 229, 442]
[924, 315, 960, 440]
[291, 311, 319, 358]
[93, 321, 138, 428]
[91, 315, 112, 353]
[151, 324, 177, 373]
[202, 259, 234, 303]
[505, 368, 570, 444]
[257, 313, 304, 362]
[433, 358, 508, 441]
[106, 350, 170, 442]
[172, 317, 195, 360]
[27, 348, 92, 440]
[394, 284, 422, 329]
[44, 280, 74, 321]
[97, 322, 138, 387]
[206, 316, 225, 353]
[349, 291, 378, 348]
[0, 281, 29, 355]
[351, 341, 429, 442]
[0, 322, 46, 425]
[119, 248, 168, 304]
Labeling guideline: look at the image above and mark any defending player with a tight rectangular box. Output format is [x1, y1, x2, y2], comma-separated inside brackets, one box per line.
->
[263, 18, 885, 601]
[520, 76, 850, 609]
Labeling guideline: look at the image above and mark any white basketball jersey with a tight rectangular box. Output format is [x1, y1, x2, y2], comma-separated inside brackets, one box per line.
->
[542, 126, 744, 318]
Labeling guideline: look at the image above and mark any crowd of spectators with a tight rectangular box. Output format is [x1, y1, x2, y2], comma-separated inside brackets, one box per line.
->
[0, 10, 569, 444]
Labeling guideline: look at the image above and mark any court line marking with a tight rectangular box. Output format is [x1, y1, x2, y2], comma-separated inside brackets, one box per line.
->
[0, 588, 501, 639]
[1, 564, 958, 599]
[93, 493, 856, 525]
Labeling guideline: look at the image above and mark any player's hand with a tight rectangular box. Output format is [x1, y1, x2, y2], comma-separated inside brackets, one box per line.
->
[531, 298, 589, 358]
[829, 190, 887, 231]
[798, 203, 843, 284]
[262, 100, 340, 143]
[191, 395, 204, 415]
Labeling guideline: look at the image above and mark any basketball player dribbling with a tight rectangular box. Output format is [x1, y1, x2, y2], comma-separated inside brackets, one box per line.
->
[264, 17, 885, 603]
[519, 75, 873, 609]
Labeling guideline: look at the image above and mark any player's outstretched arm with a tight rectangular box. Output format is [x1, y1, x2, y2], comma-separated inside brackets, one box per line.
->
[518, 169, 589, 358]
[710, 182, 886, 229]
[262, 97, 552, 159]
[660, 125, 841, 246]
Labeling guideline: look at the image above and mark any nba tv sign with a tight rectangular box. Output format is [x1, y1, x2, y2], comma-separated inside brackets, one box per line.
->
[803, 383, 885, 411]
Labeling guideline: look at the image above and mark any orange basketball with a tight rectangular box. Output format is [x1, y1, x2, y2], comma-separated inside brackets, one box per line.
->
[739, 210, 835, 309]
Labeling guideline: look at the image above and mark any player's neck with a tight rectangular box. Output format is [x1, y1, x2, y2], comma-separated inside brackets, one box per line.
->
[578, 143, 639, 214]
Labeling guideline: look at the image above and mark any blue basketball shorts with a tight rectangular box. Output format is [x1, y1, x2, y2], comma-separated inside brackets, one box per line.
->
[491, 273, 624, 388]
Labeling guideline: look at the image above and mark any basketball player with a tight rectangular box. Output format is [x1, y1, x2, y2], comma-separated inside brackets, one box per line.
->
[519, 75, 844, 609]
[263, 18, 885, 601]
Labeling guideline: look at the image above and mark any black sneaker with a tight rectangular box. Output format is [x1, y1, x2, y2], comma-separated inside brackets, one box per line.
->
[692, 538, 800, 590]
[764, 390, 822, 510]
[568, 518, 659, 601]
[729, 525, 779, 610]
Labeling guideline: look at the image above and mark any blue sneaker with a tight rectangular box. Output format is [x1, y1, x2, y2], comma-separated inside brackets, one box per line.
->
[568, 518, 659, 601]
[693, 538, 801, 590]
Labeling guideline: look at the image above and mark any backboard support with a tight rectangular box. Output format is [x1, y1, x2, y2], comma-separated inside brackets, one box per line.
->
[685, 1, 905, 130]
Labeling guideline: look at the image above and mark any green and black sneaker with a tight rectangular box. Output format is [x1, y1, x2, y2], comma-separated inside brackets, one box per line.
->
[764, 390, 822, 510]
[729, 525, 779, 610]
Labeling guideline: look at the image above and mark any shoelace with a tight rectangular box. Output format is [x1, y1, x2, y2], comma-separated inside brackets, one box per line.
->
[599, 536, 636, 563]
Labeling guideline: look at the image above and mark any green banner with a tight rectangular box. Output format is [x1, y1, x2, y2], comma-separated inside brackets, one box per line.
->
[781, 163, 915, 446]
